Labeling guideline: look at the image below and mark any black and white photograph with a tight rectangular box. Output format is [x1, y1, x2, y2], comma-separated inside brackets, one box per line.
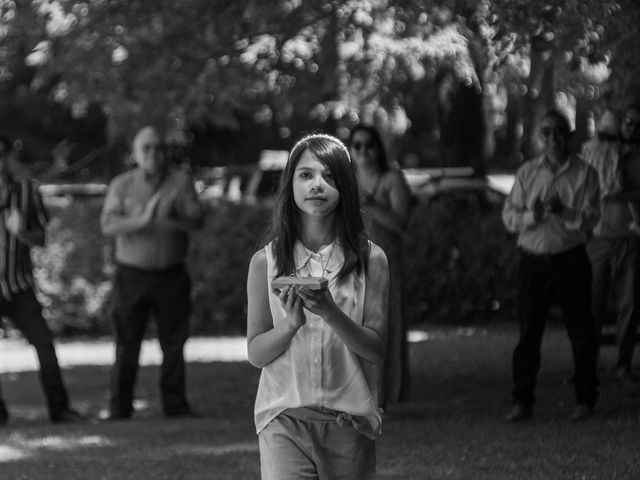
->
[1, 1, 640, 478]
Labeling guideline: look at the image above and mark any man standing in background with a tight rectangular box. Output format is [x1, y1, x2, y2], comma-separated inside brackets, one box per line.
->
[502, 110, 600, 422]
[0, 134, 85, 425]
[585, 103, 640, 381]
[101, 126, 204, 420]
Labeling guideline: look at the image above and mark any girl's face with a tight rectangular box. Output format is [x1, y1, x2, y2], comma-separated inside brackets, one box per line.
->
[292, 149, 340, 217]
[350, 130, 379, 169]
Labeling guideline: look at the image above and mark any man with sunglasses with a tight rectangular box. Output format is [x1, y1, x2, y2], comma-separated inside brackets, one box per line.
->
[586, 103, 640, 382]
[0, 134, 86, 425]
[503, 110, 601, 422]
[101, 126, 204, 420]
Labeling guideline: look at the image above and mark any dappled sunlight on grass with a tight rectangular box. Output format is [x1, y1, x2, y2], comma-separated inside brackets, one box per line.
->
[0, 433, 113, 463]
[168, 442, 259, 456]
[2, 325, 640, 478]
[407, 326, 488, 343]
[22, 434, 111, 449]
[0, 445, 28, 462]
[0, 336, 248, 373]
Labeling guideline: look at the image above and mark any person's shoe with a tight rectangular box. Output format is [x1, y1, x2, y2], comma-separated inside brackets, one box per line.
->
[165, 409, 203, 419]
[613, 366, 640, 382]
[98, 409, 131, 422]
[0, 400, 8, 426]
[504, 404, 532, 423]
[570, 404, 594, 422]
[50, 408, 88, 423]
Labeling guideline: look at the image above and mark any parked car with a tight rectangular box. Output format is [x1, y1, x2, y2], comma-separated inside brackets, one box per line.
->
[403, 167, 512, 205]
[196, 150, 288, 206]
[38, 183, 108, 197]
[38, 182, 108, 207]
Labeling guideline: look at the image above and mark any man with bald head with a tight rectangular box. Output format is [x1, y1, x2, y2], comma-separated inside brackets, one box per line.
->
[101, 126, 204, 420]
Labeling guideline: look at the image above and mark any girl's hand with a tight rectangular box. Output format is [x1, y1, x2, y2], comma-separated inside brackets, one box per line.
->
[295, 286, 338, 319]
[275, 286, 306, 331]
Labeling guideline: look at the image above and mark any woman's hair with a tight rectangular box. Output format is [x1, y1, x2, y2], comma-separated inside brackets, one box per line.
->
[268, 133, 369, 282]
[347, 124, 389, 172]
[0, 133, 13, 153]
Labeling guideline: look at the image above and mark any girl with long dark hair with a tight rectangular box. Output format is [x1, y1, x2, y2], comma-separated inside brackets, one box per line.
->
[247, 133, 389, 479]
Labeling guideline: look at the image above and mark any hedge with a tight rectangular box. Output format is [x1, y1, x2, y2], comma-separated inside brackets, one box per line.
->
[6, 192, 518, 338]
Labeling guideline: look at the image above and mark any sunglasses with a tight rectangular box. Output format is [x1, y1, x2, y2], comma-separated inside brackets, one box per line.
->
[352, 141, 376, 151]
[623, 117, 640, 129]
[539, 126, 567, 138]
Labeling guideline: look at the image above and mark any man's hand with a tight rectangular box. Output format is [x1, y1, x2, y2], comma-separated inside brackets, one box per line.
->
[139, 192, 162, 225]
[546, 195, 565, 216]
[155, 191, 178, 220]
[533, 198, 546, 222]
[5, 208, 23, 235]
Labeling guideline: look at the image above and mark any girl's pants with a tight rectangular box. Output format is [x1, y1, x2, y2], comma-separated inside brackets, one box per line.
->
[259, 407, 375, 480]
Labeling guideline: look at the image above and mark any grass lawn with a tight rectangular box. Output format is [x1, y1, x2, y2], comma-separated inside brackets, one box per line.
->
[1, 322, 640, 479]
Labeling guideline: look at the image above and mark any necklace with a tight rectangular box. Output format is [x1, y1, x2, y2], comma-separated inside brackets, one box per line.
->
[304, 241, 336, 279]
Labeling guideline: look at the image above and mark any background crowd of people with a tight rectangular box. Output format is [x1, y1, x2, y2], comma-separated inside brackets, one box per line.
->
[0, 102, 639, 478]
[503, 103, 640, 423]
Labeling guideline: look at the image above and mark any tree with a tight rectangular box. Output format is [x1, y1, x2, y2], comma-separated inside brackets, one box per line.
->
[2, 0, 638, 173]
[431, 0, 623, 164]
[0, 0, 108, 174]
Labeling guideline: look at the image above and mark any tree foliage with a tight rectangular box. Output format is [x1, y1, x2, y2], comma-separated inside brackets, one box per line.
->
[1, 0, 638, 169]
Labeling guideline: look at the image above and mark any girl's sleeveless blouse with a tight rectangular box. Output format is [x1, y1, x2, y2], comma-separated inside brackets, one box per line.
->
[254, 240, 382, 439]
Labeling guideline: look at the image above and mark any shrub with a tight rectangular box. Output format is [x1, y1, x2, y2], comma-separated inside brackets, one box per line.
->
[32, 197, 113, 336]
[187, 202, 271, 335]
[404, 192, 518, 326]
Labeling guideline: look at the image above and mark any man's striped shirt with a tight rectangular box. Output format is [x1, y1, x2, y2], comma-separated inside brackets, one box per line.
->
[0, 176, 49, 299]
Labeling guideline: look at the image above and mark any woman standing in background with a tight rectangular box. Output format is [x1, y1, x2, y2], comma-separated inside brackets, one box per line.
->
[348, 125, 414, 407]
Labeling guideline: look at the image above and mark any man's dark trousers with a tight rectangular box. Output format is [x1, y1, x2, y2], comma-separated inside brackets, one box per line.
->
[512, 245, 599, 408]
[108, 263, 191, 418]
[587, 237, 640, 369]
[0, 289, 69, 417]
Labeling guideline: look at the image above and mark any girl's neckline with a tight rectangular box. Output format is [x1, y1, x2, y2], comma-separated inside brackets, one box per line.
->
[300, 240, 335, 254]
[303, 241, 336, 278]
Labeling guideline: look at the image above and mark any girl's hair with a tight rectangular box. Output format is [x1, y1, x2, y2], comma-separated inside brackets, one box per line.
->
[268, 133, 369, 282]
[347, 124, 389, 172]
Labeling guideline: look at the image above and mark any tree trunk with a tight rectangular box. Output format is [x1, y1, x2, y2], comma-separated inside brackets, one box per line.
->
[521, 35, 557, 159]
[572, 95, 595, 154]
[501, 81, 525, 168]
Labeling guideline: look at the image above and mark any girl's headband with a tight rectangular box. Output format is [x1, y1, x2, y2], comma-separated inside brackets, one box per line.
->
[289, 133, 352, 164]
